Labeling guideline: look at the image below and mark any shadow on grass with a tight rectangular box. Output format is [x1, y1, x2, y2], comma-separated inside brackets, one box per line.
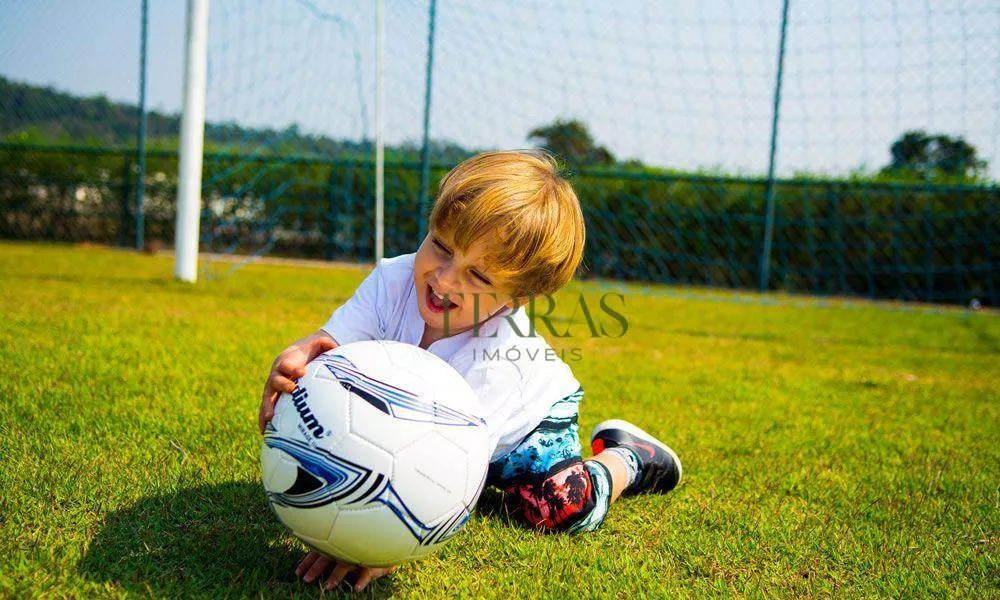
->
[473, 487, 523, 527]
[78, 482, 397, 599]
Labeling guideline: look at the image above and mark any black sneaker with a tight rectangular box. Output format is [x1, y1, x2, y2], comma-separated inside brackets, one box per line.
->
[590, 419, 682, 494]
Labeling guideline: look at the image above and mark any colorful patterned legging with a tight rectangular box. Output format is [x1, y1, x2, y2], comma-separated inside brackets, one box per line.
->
[486, 388, 612, 533]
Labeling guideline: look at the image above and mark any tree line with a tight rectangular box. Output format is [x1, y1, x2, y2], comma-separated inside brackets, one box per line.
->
[1, 75, 996, 304]
[3, 75, 992, 183]
[0, 75, 474, 164]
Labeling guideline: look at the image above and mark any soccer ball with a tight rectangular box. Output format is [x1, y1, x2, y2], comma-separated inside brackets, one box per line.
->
[261, 340, 490, 567]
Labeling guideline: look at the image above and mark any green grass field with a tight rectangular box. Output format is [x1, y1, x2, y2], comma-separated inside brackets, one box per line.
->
[1, 241, 998, 598]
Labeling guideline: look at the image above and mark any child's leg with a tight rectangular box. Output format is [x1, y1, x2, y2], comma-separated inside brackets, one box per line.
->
[487, 388, 618, 533]
[487, 397, 684, 534]
[589, 450, 631, 504]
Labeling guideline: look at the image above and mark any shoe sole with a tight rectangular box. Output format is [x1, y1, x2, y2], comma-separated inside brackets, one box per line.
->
[591, 418, 683, 486]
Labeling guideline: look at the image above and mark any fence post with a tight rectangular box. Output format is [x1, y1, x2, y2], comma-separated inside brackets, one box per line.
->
[952, 194, 966, 303]
[832, 189, 847, 294]
[325, 167, 338, 261]
[803, 186, 818, 290]
[892, 189, 904, 298]
[863, 189, 875, 297]
[417, 0, 438, 242]
[135, 0, 149, 251]
[985, 195, 996, 305]
[345, 167, 357, 259]
[120, 155, 133, 247]
[758, 0, 791, 291]
[667, 200, 688, 284]
[923, 193, 934, 301]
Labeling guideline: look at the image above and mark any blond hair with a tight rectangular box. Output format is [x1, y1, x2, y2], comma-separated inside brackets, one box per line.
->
[429, 150, 586, 297]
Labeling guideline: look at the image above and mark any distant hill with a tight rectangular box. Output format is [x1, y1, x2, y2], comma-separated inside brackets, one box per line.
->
[2, 75, 177, 146]
[0, 75, 477, 162]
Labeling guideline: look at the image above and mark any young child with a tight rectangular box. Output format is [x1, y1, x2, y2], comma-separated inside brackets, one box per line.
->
[258, 151, 682, 593]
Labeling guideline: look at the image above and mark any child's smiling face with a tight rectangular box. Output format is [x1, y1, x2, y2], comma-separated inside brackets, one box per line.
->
[413, 229, 518, 338]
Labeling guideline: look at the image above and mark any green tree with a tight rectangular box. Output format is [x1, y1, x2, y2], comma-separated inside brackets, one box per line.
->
[527, 119, 615, 166]
[882, 130, 987, 180]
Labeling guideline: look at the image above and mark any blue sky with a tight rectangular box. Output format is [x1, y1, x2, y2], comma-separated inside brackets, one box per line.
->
[1, 0, 998, 177]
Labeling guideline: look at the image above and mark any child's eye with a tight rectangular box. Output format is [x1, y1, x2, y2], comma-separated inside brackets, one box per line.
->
[432, 238, 452, 256]
[470, 270, 492, 287]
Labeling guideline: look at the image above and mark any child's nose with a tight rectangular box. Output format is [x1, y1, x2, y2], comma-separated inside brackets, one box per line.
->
[436, 265, 461, 293]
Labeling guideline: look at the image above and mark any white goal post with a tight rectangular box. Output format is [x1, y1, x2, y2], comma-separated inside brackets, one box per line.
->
[174, 0, 209, 282]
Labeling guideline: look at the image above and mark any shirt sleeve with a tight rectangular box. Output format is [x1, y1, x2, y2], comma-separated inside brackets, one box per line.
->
[321, 264, 386, 345]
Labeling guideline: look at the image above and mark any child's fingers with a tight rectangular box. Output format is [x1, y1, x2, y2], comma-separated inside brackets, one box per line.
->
[323, 562, 354, 590]
[275, 357, 307, 379]
[316, 337, 338, 352]
[352, 568, 376, 592]
[268, 373, 297, 395]
[258, 389, 279, 433]
[258, 370, 297, 434]
[353, 570, 373, 592]
[355, 566, 395, 592]
[301, 554, 331, 583]
[295, 552, 320, 578]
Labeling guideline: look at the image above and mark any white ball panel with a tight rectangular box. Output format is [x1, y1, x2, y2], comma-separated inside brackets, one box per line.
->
[272, 502, 339, 542]
[269, 394, 288, 432]
[393, 432, 468, 525]
[295, 532, 332, 556]
[271, 394, 304, 441]
[316, 543, 360, 566]
[261, 448, 300, 495]
[260, 444, 284, 491]
[432, 426, 491, 504]
[464, 467, 489, 508]
[407, 503, 465, 559]
[327, 506, 418, 567]
[408, 542, 439, 560]
[333, 434, 393, 507]
[286, 377, 351, 445]
[348, 393, 434, 453]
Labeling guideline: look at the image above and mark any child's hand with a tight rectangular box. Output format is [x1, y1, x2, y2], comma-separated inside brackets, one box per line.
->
[296, 551, 397, 593]
[259, 332, 337, 433]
